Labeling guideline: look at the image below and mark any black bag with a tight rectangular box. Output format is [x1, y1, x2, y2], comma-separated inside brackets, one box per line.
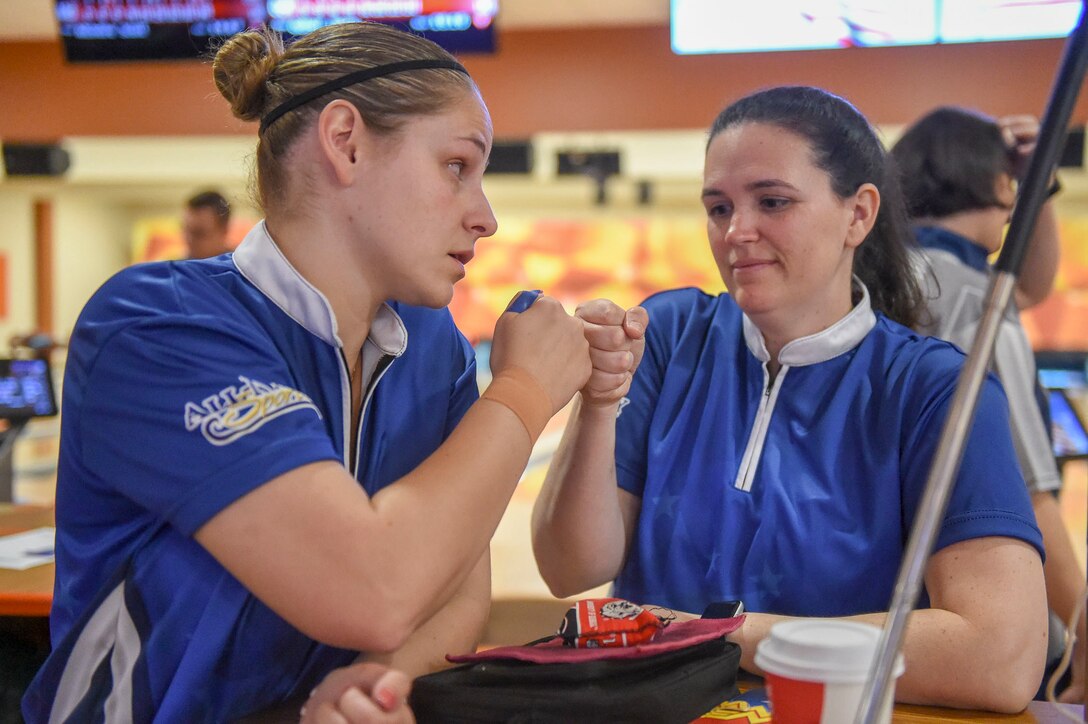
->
[409, 636, 741, 723]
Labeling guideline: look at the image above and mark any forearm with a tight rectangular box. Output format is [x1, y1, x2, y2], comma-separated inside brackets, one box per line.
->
[1014, 201, 1060, 309]
[368, 399, 532, 627]
[364, 552, 492, 678]
[1034, 492, 1087, 646]
[532, 396, 630, 597]
[732, 607, 1044, 713]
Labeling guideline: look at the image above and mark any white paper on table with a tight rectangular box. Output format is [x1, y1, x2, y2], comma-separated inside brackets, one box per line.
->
[0, 527, 56, 570]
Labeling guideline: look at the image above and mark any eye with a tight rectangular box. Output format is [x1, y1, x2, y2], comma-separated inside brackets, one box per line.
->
[760, 196, 791, 211]
[448, 160, 466, 178]
[706, 201, 732, 218]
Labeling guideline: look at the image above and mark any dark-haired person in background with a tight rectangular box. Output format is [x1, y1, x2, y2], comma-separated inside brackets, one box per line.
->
[532, 85, 1048, 712]
[23, 21, 592, 722]
[891, 107, 1084, 703]
[182, 189, 233, 259]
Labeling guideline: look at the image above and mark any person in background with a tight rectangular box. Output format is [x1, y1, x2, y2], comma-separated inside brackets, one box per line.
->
[23, 21, 591, 722]
[182, 189, 234, 258]
[891, 106, 1085, 703]
[532, 85, 1048, 713]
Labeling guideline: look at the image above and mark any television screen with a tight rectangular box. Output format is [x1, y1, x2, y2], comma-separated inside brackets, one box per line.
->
[1048, 390, 1088, 459]
[940, 0, 1084, 44]
[56, 1, 268, 62]
[56, 0, 497, 62]
[0, 359, 58, 420]
[268, 0, 497, 54]
[671, 0, 1082, 55]
[1036, 351, 1088, 461]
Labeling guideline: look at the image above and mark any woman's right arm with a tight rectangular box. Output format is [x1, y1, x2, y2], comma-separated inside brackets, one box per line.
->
[531, 300, 647, 598]
[194, 296, 591, 654]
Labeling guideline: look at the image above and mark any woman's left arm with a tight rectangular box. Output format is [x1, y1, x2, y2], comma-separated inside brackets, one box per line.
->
[363, 551, 492, 678]
[730, 536, 1047, 713]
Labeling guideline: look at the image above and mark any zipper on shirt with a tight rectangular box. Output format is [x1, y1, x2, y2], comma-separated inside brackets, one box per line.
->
[352, 354, 394, 477]
[338, 349, 354, 469]
[733, 364, 789, 492]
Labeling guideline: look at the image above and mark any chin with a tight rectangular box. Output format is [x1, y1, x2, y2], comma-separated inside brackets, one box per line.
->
[402, 286, 455, 309]
[731, 289, 777, 318]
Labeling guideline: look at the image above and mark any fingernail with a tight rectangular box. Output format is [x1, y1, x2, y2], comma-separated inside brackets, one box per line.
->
[375, 688, 397, 711]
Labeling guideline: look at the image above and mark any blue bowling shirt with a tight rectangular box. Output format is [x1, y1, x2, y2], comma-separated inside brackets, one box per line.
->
[613, 285, 1043, 616]
[24, 222, 478, 722]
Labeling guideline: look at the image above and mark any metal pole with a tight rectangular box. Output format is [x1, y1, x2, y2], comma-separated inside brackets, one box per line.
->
[855, 5, 1088, 721]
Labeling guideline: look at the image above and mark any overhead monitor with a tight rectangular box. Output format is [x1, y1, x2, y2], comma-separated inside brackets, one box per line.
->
[56, 0, 497, 62]
[670, 0, 1083, 55]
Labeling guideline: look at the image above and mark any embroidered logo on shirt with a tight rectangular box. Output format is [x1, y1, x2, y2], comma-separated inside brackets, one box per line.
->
[184, 376, 321, 446]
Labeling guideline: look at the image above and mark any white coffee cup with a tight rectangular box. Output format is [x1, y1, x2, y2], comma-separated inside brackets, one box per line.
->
[754, 619, 905, 724]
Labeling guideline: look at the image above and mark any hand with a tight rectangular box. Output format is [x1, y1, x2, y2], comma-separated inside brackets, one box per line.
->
[489, 294, 591, 414]
[997, 115, 1041, 179]
[575, 299, 648, 409]
[300, 663, 414, 724]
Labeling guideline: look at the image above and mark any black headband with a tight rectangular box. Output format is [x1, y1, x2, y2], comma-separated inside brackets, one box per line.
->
[259, 58, 470, 134]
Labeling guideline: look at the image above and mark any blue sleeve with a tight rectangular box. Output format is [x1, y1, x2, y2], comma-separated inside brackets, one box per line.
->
[76, 316, 340, 537]
[614, 291, 694, 497]
[900, 350, 1044, 561]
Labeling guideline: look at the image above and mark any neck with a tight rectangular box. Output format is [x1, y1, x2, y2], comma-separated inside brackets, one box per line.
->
[753, 291, 854, 370]
[265, 212, 379, 360]
[916, 211, 1002, 254]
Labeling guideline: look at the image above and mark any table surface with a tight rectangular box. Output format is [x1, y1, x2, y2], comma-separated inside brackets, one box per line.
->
[0, 503, 54, 617]
[893, 700, 1084, 722]
[702, 682, 1085, 722]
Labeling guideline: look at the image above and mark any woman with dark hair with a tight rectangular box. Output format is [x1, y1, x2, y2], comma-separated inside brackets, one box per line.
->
[533, 86, 1047, 712]
[893, 107, 1083, 704]
[23, 21, 591, 722]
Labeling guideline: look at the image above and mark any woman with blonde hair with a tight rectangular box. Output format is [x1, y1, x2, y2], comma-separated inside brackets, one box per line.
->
[24, 21, 590, 722]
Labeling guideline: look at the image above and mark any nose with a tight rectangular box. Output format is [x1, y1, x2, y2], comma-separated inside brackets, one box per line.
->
[723, 207, 758, 245]
[467, 190, 498, 239]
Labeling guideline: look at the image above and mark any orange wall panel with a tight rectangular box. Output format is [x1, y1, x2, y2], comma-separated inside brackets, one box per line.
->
[0, 27, 1084, 140]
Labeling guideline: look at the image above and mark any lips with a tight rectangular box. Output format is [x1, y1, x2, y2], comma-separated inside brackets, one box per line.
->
[731, 257, 776, 272]
[448, 250, 475, 266]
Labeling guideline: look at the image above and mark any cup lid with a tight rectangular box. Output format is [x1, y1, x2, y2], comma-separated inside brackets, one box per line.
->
[754, 619, 905, 684]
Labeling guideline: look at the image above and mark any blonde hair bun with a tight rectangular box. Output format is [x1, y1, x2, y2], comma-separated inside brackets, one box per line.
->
[213, 28, 284, 122]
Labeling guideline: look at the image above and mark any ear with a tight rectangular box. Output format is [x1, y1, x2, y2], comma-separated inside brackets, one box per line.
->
[844, 183, 880, 250]
[316, 99, 366, 187]
[994, 171, 1017, 208]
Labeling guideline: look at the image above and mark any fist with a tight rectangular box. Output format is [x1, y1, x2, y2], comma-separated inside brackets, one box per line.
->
[575, 299, 648, 409]
[997, 114, 1040, 179]
[300, 663, 414, 724]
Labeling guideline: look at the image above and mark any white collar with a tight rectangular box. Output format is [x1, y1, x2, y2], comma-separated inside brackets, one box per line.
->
[741, 280, 876, 367]
[232, 220, 407, 356]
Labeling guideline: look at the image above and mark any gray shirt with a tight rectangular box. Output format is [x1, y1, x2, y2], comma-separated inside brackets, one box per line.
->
[916, 246, 1061, 494]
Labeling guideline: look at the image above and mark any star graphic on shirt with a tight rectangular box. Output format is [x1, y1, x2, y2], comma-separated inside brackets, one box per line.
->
[652, 493, 680, 520]
[759, 563, 783, 600]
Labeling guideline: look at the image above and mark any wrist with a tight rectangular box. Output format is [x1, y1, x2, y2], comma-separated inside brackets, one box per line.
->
[481, 366, 555, 443]
[577, 393, 625, 418]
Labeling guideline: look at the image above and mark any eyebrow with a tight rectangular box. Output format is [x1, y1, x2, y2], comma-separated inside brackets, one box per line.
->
[458, 134, 488, 156]
[748, 178, 798, 191]
[701, 178, 799, 199]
